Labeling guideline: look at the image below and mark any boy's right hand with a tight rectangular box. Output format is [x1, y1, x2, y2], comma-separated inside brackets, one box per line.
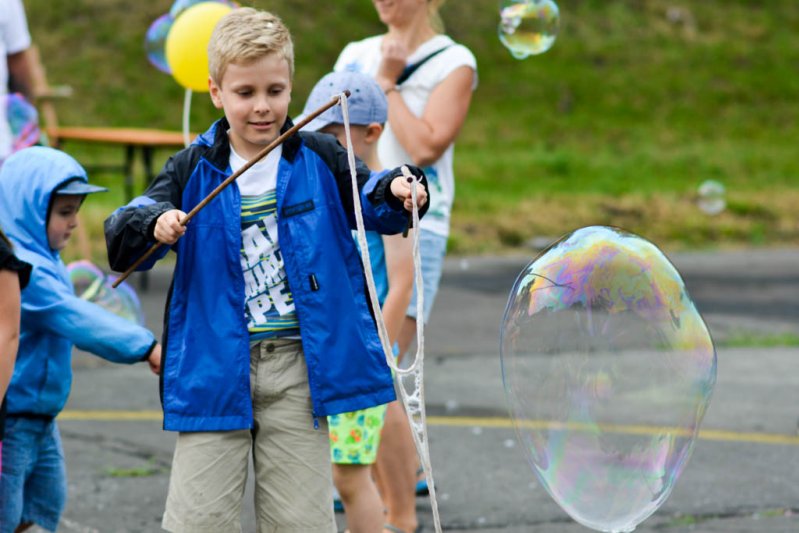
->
[154, 209, 187, 245]
[147, 343, 162, 376]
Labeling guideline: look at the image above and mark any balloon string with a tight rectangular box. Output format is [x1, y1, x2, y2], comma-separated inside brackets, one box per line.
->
[340, 93, 442, 533]
[182, 89, 192, 147]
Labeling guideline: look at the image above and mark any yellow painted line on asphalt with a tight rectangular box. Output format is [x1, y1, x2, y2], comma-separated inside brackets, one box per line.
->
[58, 411, 799, 446]
[428, 416, 799, 446]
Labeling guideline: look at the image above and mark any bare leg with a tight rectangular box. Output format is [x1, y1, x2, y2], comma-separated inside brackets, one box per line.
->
[333, 464, 385, 533]
[396, 316, 418, 367]
[15, 523, 33, 533]
[374, 400, 418, 533]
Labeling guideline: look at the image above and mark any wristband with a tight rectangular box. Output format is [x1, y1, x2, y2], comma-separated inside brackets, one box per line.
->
[384, 85, 400, 95]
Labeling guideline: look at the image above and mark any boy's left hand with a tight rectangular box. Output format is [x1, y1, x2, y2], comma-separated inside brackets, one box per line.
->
[390, 175, 428, 212]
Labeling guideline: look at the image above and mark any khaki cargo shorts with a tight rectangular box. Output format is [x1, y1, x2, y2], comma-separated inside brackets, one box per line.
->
[162, 339, 335, 533]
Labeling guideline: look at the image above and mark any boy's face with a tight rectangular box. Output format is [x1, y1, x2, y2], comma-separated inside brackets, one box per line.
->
[47, 194, 83, 251]
[209, 54, 292, 160]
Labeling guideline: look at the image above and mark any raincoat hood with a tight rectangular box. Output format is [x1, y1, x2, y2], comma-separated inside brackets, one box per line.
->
[0, 146, 89, 257]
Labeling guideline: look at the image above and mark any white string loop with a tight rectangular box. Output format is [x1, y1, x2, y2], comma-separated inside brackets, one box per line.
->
[339, 92, 442, 533]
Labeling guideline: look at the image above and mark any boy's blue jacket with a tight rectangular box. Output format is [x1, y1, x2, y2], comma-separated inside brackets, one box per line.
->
[0, 147, 157, 418]
[105, 118, 428, 431]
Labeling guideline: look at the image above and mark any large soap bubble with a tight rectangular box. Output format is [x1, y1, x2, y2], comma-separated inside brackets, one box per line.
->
[67, 260, 145, 326]
[498, 0, 560, 59]
[500, 226, 716, 532]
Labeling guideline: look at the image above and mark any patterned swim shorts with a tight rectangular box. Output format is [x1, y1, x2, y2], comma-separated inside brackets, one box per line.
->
[328, 403, 388, 465]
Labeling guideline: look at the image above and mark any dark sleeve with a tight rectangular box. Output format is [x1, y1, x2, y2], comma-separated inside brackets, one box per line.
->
[368, 165, 430, 221]
[300, 132, 430, 223]
[0, 239, 32, 289]
[104, 150, 194, 272]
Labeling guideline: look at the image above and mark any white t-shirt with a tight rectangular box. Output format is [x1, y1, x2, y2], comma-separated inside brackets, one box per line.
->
[0, 0, 32, 159]
[230, 143, 281, 196]
[335, 34, 477, 238]
[230, 145, 299, 340]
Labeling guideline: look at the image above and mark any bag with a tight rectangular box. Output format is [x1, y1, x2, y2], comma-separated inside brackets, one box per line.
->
[396, 45, 452, 85]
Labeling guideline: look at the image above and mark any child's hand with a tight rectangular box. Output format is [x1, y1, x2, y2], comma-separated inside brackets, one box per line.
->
[147, 343, 162, 376]
[154, 209, 187, 244]
[390, 175, 428, 212]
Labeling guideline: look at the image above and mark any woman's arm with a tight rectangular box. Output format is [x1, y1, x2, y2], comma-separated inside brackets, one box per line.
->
[377, 64, 475, 167]
[0, 270, 22, 400]
[381, 232, 415, 344]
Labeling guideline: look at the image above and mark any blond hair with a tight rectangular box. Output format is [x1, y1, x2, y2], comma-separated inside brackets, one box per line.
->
[429, 0, 446, 33]
[208, 7, 294, 84]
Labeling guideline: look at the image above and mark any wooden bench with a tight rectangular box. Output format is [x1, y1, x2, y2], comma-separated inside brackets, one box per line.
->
[28, 46, 192, 288]
[30, 46, 193, 203]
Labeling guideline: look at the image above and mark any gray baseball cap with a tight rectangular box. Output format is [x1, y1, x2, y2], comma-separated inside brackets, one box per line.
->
[299, 70, 388, 132]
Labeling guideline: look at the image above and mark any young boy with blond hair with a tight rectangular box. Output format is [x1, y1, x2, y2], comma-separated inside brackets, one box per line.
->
[104, 8, 428, 532]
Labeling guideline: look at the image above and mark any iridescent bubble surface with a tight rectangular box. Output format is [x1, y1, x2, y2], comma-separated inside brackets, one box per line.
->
[500, 226, 716, 532]
[144, 13, 174, 74]
[498, 0, 560, 59]
[697, 180, 726, 215]
[67, 260, 145, 326]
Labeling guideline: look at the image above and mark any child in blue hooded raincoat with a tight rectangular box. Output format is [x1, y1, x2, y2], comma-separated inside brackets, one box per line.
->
[0, 146, 161, 533]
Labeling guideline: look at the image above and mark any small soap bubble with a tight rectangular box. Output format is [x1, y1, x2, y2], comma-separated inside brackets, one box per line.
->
[67, 260, 145, 326]
[498, 0, 560, 59]
[471, 426, 483, 436]
[445, 399, 459, 413]
[500, 226, 716, 532]
[697, 180, 726, 215]
[503, 438, 517, 448]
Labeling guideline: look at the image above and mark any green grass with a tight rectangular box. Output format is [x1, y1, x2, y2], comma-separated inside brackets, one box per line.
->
[720, 332, 799, 348]
[104, 460, 164, 478]
[23, 0, 799, 261]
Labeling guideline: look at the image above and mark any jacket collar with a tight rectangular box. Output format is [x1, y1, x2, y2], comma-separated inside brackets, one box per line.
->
[200, 116, 303, 172]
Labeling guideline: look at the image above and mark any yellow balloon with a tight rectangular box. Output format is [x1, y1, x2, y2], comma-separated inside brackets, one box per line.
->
[165, 2, 233, 92]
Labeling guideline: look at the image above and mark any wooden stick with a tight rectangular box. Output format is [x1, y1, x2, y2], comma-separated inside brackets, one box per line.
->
[112, 91, 349, 288]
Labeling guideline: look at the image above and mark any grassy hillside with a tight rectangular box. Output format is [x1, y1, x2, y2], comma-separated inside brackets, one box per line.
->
[23, 0, 799, 259]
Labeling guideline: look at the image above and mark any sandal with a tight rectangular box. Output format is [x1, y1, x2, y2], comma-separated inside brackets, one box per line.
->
[415, 467, 429, 496]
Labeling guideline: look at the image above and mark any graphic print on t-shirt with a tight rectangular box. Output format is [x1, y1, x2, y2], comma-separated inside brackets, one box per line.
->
[240, 191, 299, 340]
[422, 165, 446, 224]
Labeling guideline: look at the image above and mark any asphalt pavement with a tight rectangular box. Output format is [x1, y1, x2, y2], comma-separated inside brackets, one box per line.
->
[48, 247, 799, 532]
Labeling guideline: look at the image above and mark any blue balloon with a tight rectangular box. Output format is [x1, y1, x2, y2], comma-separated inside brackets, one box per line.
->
[145, 13, 174, 74]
